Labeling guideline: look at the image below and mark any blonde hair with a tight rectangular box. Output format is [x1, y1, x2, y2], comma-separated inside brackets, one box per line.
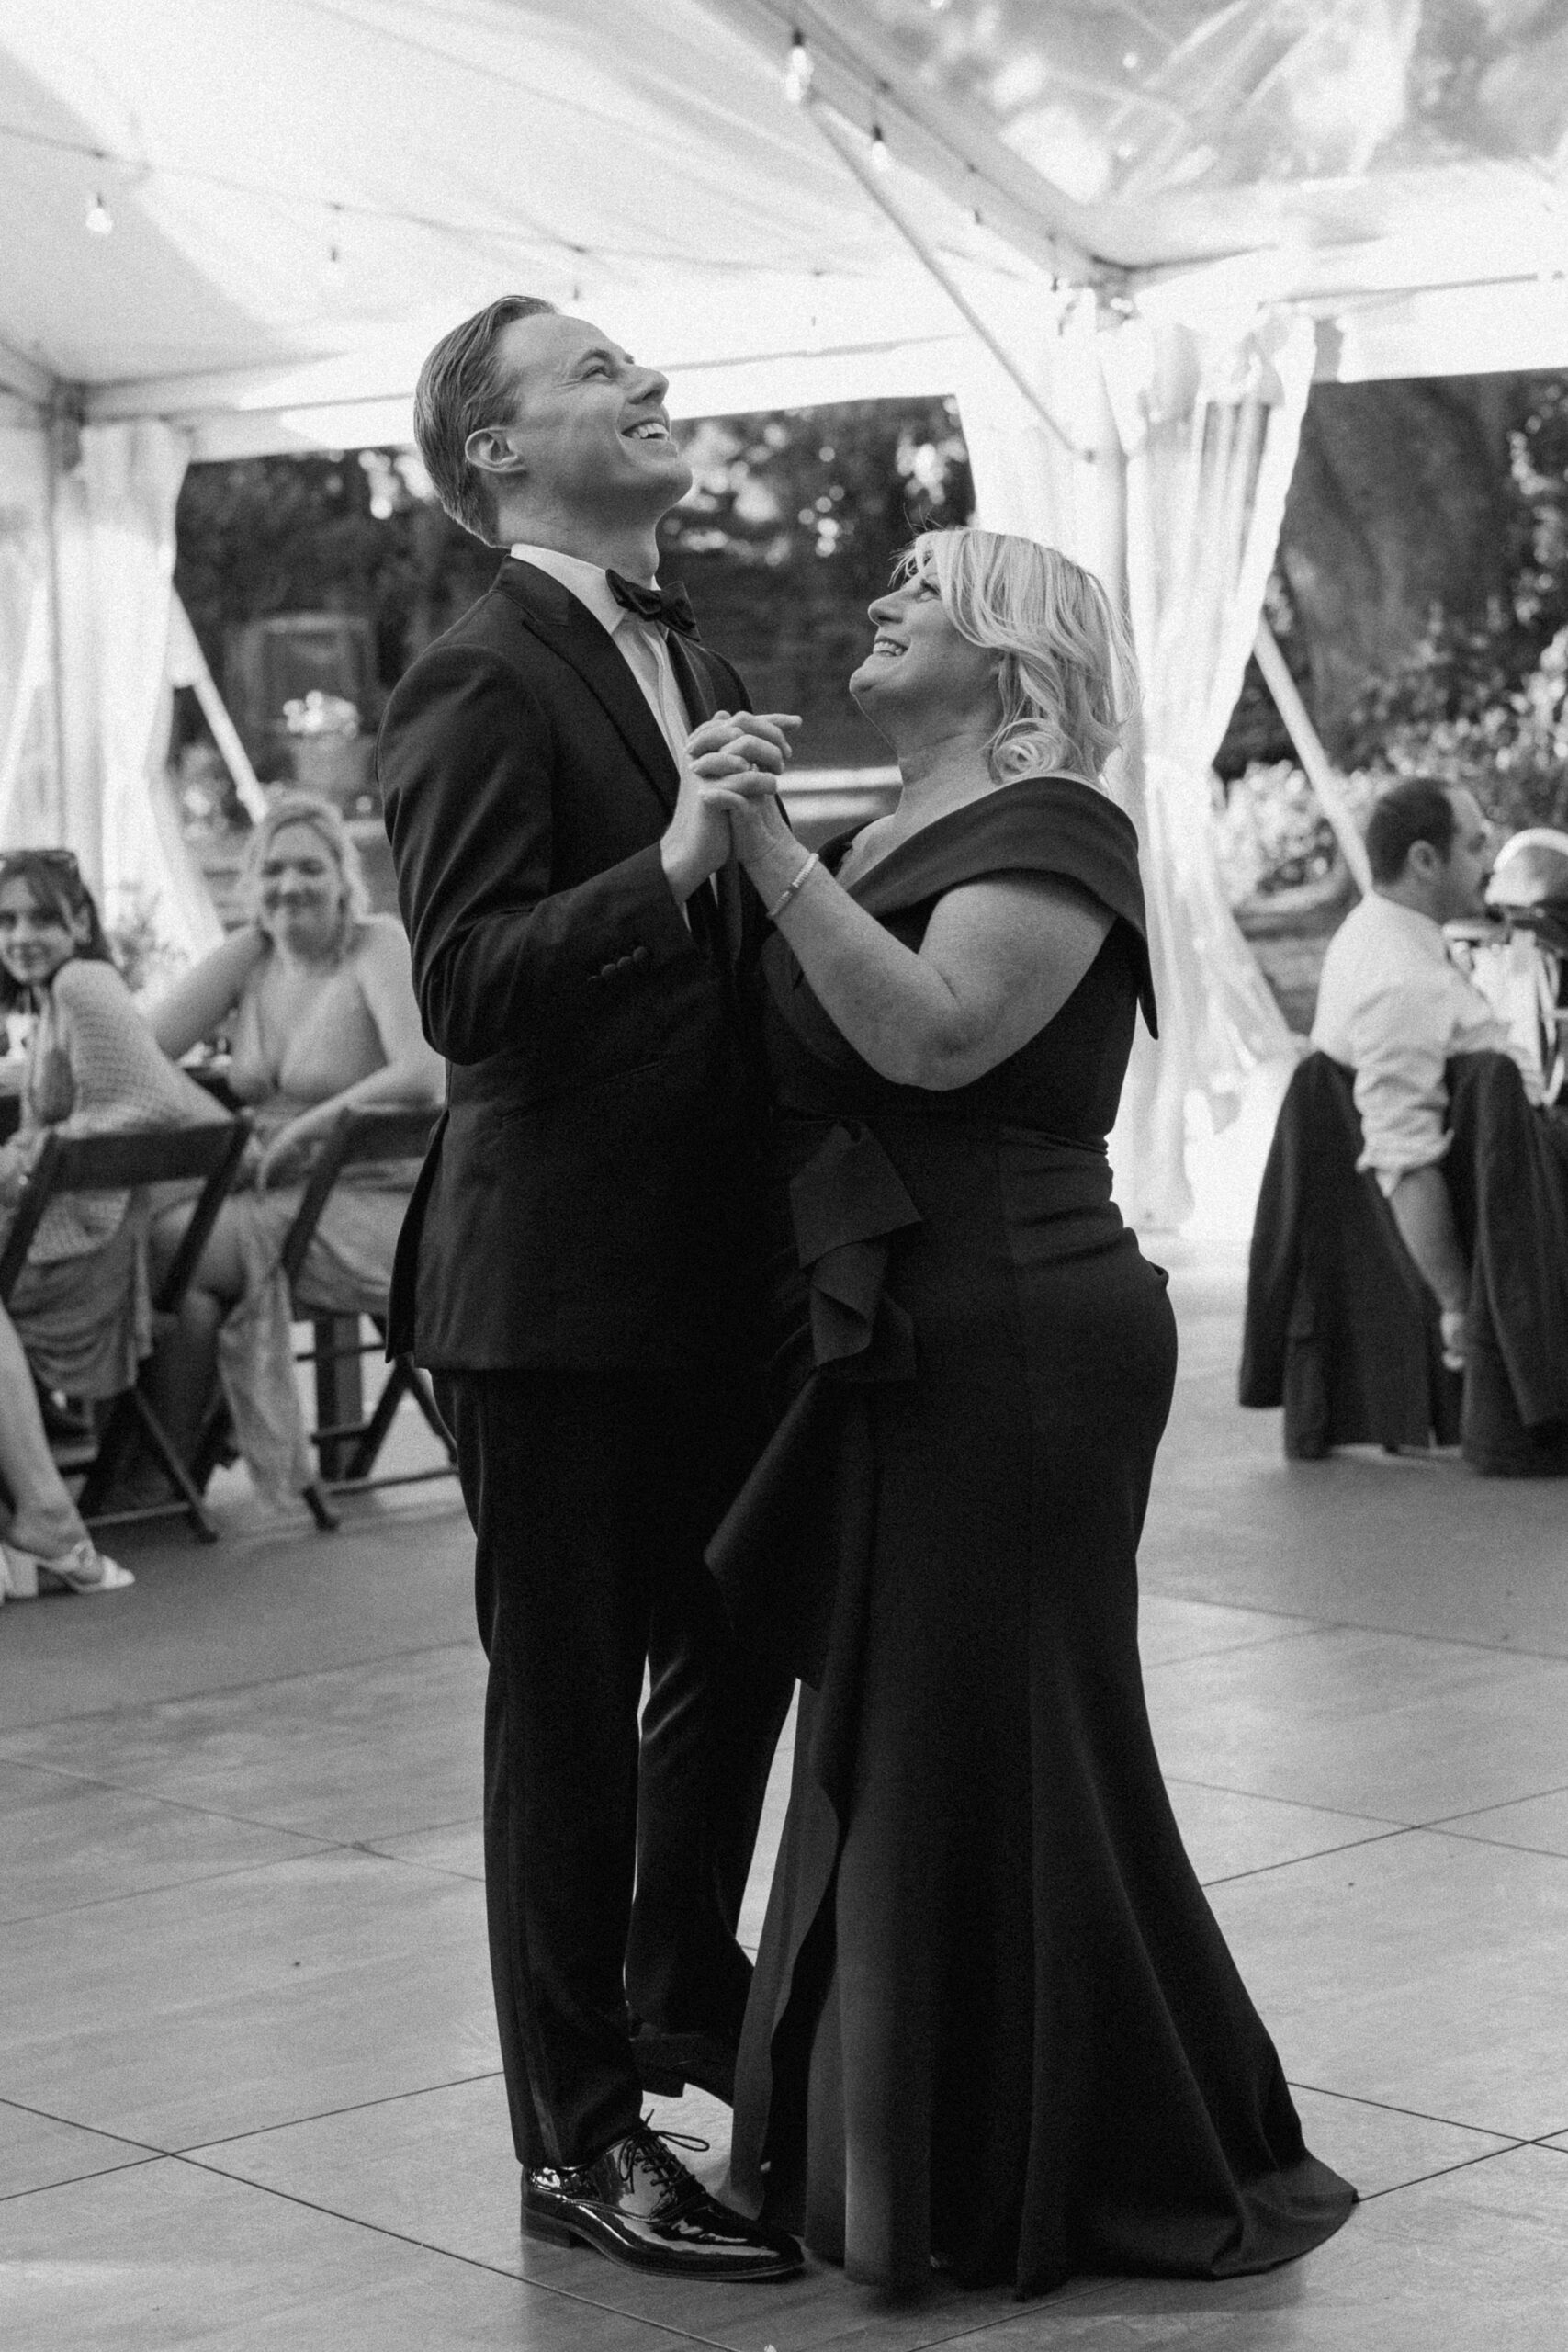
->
[241, 791, 371, 933]
[904, 527, 1136, 790]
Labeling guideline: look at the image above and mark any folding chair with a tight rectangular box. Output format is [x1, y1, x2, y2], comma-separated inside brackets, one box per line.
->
[1, 1117, 252, 1543]
[187, 1102, 449, 1532]
[285, 1104, 452, 1515]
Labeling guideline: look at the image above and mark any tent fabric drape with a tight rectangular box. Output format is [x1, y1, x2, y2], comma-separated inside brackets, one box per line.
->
[1101, 315, 1310, 1227]
[960, 307, 1309, 1229]
[48, 420, 221, 973]
[0, 421, 60, 854]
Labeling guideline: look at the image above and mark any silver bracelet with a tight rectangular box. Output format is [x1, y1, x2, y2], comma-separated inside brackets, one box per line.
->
[764, 850, 820, 925]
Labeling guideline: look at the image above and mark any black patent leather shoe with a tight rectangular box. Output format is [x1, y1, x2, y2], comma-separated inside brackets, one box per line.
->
[523, 2122, 802, 2278]
[630, 2024, 739, 2104]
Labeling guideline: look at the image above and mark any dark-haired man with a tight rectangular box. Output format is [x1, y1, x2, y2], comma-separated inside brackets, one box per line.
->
[378, 297, 798, 2279]
[1311, 776, 1533, 1362]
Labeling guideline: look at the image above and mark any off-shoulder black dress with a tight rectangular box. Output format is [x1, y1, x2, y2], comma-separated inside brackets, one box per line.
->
[714, 779, 1354, 2298]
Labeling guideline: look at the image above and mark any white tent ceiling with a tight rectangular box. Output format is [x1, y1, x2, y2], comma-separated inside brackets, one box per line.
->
[4, 0, 1568, 458]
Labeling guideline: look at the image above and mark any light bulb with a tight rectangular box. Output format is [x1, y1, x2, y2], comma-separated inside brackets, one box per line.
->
[784, 35, 813, 104]
[85, 191, 112, 236]
[870, 124, 892, 175]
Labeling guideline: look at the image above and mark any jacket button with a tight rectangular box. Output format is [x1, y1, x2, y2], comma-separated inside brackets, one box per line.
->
[632, 944, 650, 967]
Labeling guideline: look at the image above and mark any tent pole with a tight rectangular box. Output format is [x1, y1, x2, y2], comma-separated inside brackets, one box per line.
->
[805, 99, 1091, 463]
[169, 594, 270, 824]
[41, 398, 70, 842]
[1253, 619, 1371, 896]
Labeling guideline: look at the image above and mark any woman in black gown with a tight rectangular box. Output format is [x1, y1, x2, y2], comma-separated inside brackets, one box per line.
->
[692, 526, 1354, 2298]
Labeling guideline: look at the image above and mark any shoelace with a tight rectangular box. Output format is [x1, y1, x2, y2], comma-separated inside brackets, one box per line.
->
[615, 2120, 711, 2202]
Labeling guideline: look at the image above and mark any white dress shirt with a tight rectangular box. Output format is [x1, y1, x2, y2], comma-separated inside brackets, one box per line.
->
[508, 541, 692, 770]
[1311, 890, 1529, 1194]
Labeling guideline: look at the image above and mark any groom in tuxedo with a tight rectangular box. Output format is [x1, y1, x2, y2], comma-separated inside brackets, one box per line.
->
[378, 297, 797, 2279]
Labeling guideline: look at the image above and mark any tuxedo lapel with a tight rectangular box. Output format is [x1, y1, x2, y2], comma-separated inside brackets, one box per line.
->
[496, 560, 680, 820]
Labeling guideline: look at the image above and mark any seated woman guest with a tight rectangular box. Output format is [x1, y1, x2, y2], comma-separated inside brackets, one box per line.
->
[150, 793, 443, 1504]
[694, 529, 1356, 2297]
[0, 850, 221, 1600]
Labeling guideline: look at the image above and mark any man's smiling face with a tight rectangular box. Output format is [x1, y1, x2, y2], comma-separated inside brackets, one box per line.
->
[481, 311, 692, 528]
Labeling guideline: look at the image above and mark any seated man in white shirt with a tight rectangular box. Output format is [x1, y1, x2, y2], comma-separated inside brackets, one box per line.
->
[1311, 776, 1534, 1368]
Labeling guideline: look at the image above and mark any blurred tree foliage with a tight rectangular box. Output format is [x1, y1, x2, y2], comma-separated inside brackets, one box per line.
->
[1220, 371, 1568, 832]
[1333, 377, 1568, 831]
[174, 398, 972, 771]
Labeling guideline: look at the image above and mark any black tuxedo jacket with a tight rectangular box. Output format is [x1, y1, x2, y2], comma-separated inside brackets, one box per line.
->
[378, 557, 765, 1372]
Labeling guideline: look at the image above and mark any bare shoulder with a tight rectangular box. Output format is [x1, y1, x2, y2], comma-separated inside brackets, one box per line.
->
[52, 955, 134, 1012]
[932, 868, 1114, 942]
[349, 912, 412, 966]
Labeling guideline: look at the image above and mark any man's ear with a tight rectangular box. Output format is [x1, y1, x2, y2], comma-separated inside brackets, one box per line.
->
[1406, 839, 1441, 883]
[465, 425, 525, 481]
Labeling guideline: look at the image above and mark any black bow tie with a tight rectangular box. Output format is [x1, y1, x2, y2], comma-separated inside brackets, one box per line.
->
[606, 569, 697, 638]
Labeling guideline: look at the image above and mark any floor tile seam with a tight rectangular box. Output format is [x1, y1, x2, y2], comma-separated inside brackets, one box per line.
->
[0, 2150, 166, 2205]
[1529, 2133, 1568, 2151]
[170, 2154, 734, 2349]
[0, 1633, 481, 1740]
[0, 1754, 405, 1850]
[173, 2067, 507, 2156]
[1419, 1824, 1568, 1867]
[0, 1838, 375, 1928]
[1285, 2078, 1530, 2143]
[1144, 1614, 1568, 1671]
[2, 1759, 479, 1858]
[346, 1848, 485, 1888]
[1420, 1777, 1568, 1825]
[1158, 1772, 1409, 1829]
[1353, 2143, 1535, 2203]
[0, 2094, 173, 2156]
[1137, 1587, 1342, 1634]
[357, 1811, 481, 1849]
[1143, 1623, 1348, 1670]
[1198, 1823, 1415, 1890]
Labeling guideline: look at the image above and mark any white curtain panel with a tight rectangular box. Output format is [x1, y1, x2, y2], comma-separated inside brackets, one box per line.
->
[63, 420, 221, 968]
[1100, 313, 1312, 1229]
[0, 421, 59, 852]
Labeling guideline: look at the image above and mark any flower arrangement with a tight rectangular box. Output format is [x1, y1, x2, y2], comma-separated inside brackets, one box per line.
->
[105, 886, 184, 1001]
[1215, 761, 1378, 907]
[282, 689, 359, 740]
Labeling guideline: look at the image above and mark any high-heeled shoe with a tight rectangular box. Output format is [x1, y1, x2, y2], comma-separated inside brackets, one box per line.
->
[2, 1537, 133, 1598]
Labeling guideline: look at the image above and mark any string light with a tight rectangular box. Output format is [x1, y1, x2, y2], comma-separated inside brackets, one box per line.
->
[870, 122, 892, 175]
[784, 30, 813, 104]
[85, 189, 112, 235]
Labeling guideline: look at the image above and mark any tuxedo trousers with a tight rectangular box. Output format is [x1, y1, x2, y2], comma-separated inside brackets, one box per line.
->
[434, 1365, 794, 2172]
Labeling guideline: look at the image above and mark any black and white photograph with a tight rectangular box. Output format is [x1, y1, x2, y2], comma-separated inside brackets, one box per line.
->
[3, 4, 1568, 2345]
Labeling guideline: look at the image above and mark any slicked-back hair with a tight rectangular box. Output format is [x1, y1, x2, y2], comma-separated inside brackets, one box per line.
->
[414, 295, 558, 542]
[1364, 777, 1459, 887]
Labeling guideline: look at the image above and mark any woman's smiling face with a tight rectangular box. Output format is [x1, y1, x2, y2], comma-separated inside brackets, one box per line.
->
[256, 821, 346, 955]
[0, 877, 86, 988]
[848, 570, 998, 741]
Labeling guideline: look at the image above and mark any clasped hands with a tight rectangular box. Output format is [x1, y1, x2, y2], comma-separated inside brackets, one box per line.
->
[660, 709, 801, 903]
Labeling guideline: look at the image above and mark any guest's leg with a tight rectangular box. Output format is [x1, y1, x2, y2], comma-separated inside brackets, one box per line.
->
[435, 1366, 651, 2172]
[144, 1205, 244, 1464]
[0, 1302, 88, 1555]
[626, 1373, 795, 2041]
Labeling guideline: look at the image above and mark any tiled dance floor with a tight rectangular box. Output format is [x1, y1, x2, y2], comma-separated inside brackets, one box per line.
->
[5, 1242, 1568, 2350]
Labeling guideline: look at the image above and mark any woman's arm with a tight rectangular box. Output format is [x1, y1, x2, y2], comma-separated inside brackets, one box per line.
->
[253, 919, 444, 1186]
[149, 925, 267, 1060]
[699, 757, 1111, 1090]
[775, 862, 1111, 1089]
[323, 917, 445, 1113]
